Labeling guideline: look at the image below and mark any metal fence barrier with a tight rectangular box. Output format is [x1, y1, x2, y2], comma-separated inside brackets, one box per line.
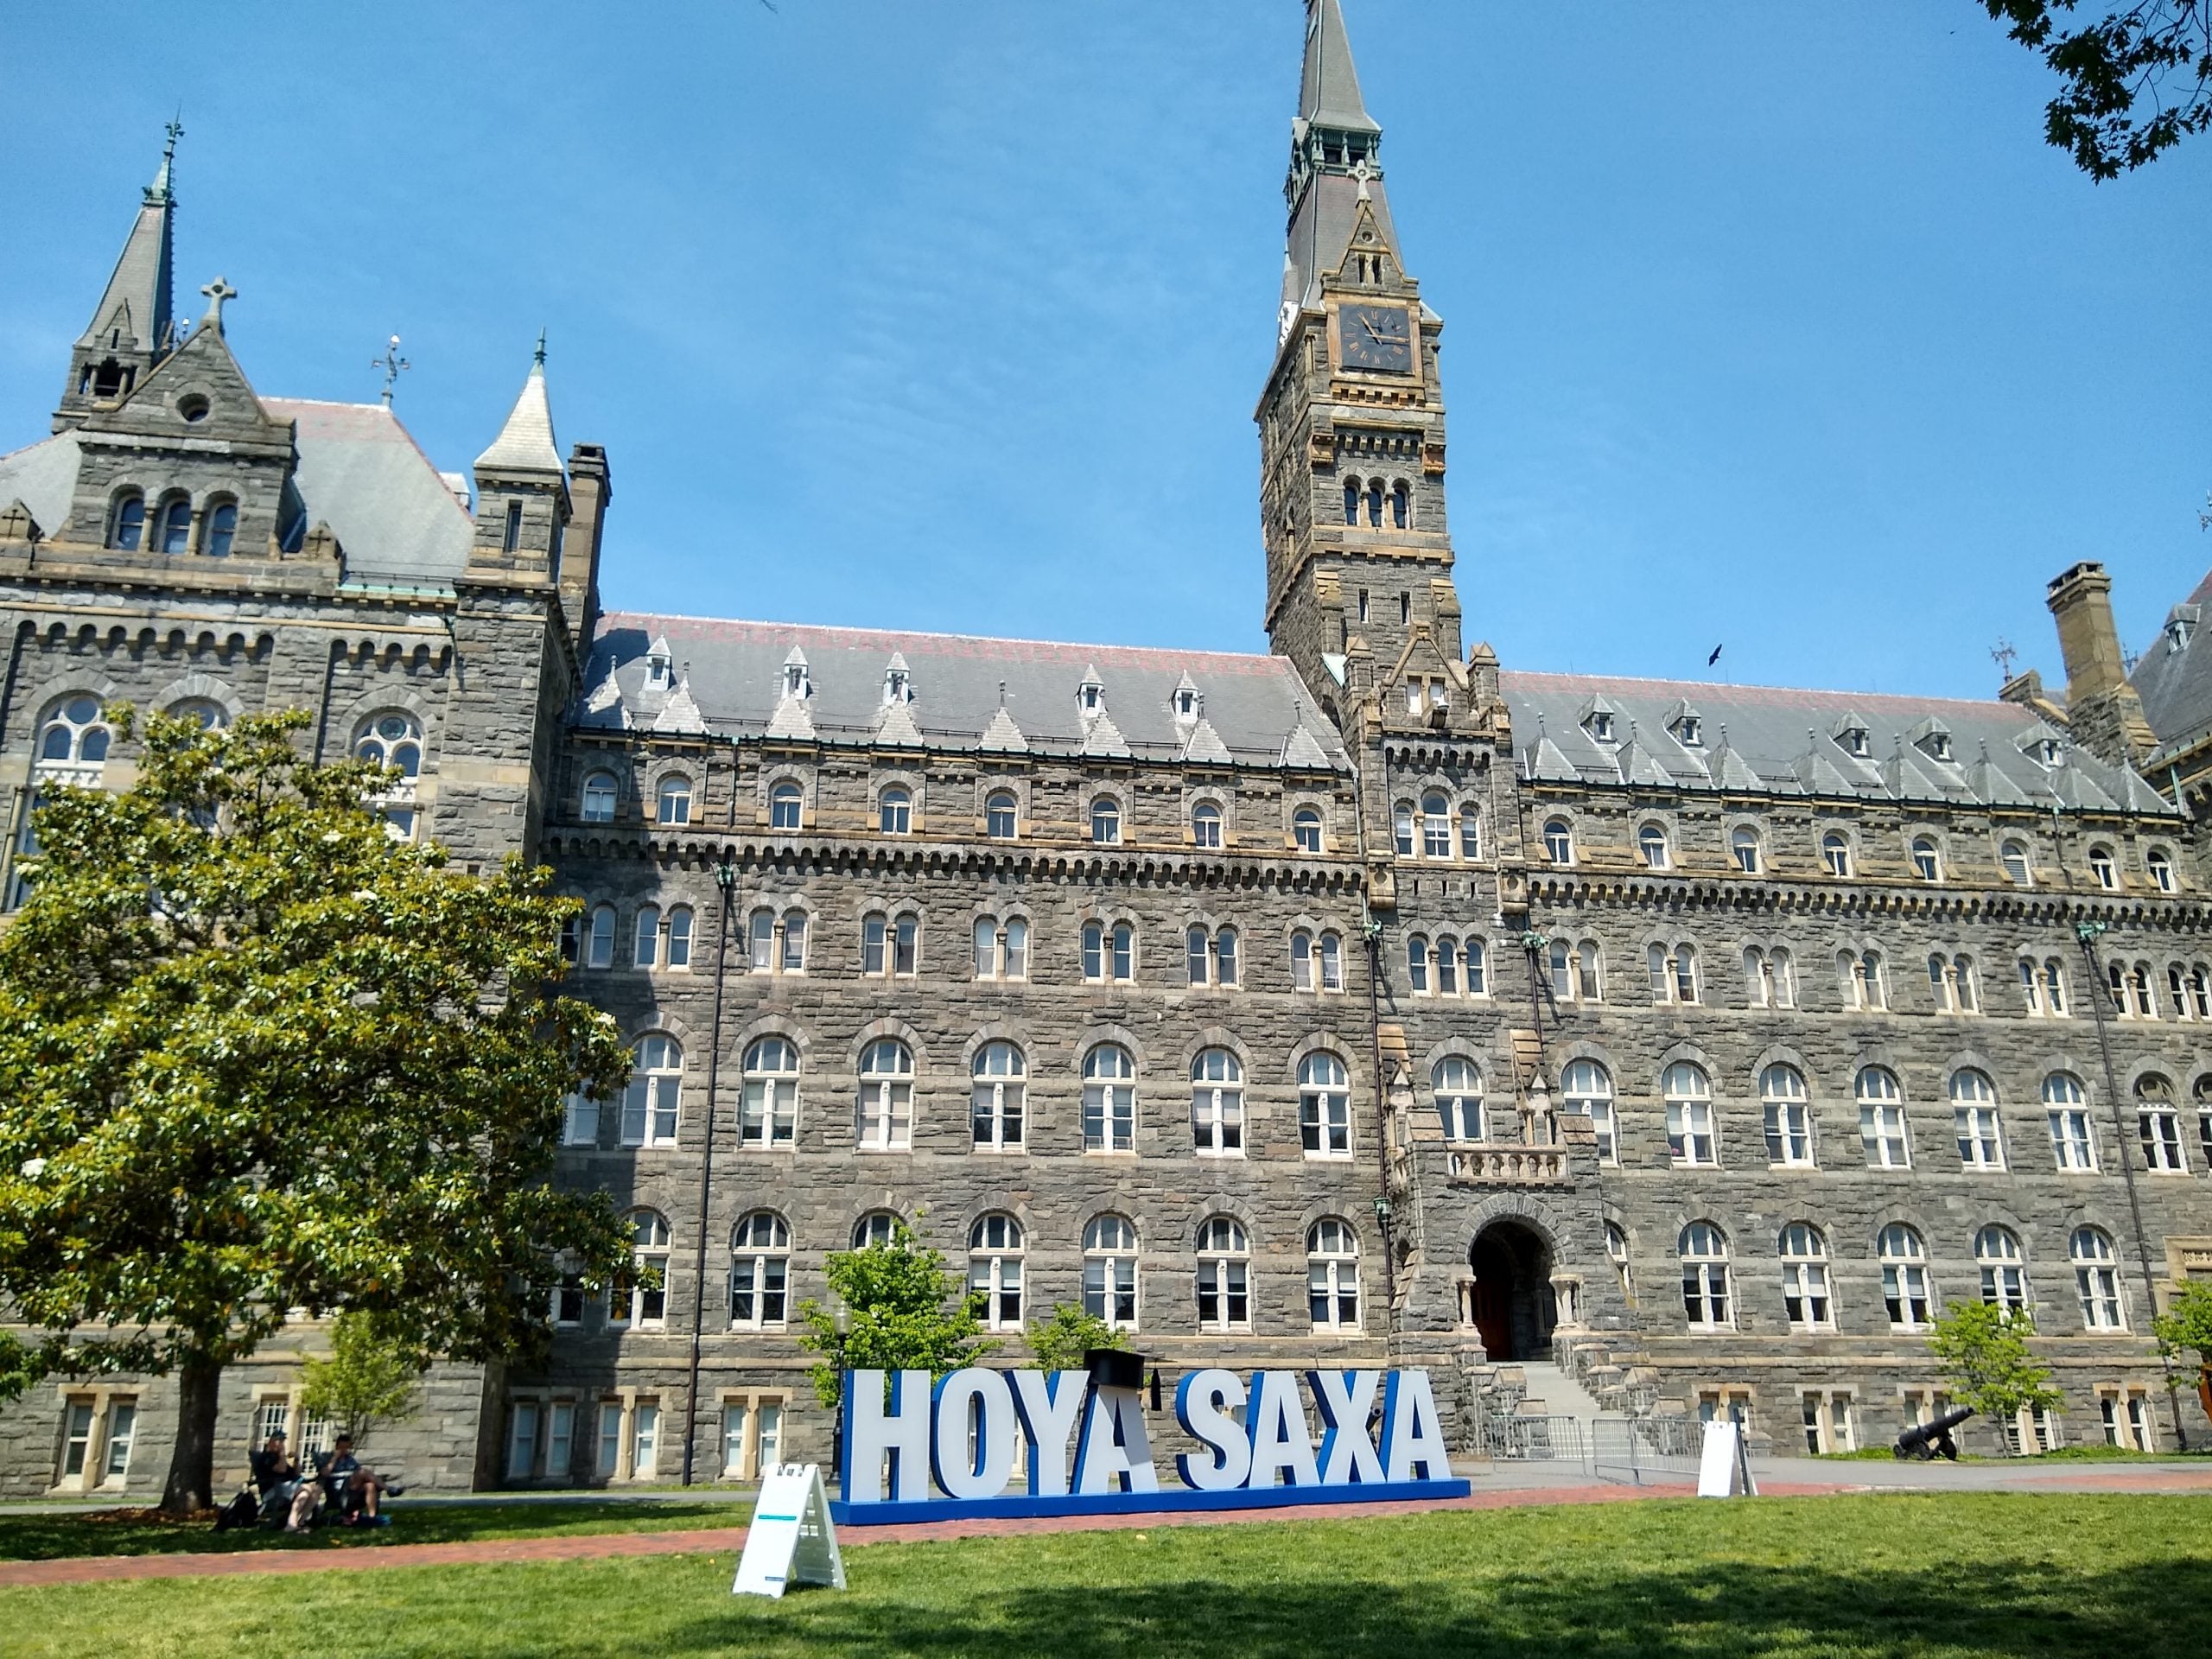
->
[1478, 1414, 1588, 1469]
[1590, 1414, 1703, 1484]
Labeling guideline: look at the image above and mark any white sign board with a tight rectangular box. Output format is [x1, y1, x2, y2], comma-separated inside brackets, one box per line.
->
[1695, 1421, 1757, 1498]
[733, 1463, 846, 1598]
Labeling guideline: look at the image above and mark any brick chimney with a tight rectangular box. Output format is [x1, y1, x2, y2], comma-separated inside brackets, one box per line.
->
[2046, 561, 2155, 766]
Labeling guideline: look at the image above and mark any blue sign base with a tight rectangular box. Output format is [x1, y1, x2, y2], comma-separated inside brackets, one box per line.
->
[830, 1478, 1471, 1527]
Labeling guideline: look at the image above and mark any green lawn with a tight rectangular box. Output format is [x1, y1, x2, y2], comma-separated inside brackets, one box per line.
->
[0, 1498, 746, 1561]
[5, 1493, 2207, 1658]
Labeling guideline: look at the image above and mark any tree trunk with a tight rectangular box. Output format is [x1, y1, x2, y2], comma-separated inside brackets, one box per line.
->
[161, 1354, 222, 1516]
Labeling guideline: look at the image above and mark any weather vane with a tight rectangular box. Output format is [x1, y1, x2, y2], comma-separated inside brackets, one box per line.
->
[372, 334, 410, 406]
[1991, 637, 2018, 684]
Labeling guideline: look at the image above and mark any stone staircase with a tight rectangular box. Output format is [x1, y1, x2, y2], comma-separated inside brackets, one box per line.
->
[1515, 1358, 1607, 1432]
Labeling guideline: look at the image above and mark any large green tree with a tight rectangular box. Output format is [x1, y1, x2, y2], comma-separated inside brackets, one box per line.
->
[1982, 2, 2211, 177]
[797, 1218, 991, 1408]
[0, 708, 633, 1512]
[1927, 1302, 2065, 1446]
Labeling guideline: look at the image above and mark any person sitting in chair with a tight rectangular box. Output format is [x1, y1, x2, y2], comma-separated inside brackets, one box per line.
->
[248, 1430, 300, 1526]
[315, 1434, 387, 1525]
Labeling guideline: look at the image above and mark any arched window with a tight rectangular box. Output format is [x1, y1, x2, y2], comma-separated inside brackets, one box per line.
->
[968, 1213, 1025, 1332]
[37, 696, 111, 766]
[1459, 803, 1482, 860]
[1343, 479, 1361, 526]
[2088, 844, 2116, 889]
[1778, 1224, 1833, 1330]
[1663, 1062, 1716, 1166]
[1434, 932, 1460, 995]
[852, 1211, 900, 1249]
[1393, 801, 1415, 857]
[1291, 928, 1315, 991]
[1951, 1070, 2003, 1170]
[1878, 1224, 1933, 1330]
[632, 904, 661, 969]
[1421, 792, 1451, 858]
[1082, 1044, 1137, 1153]
[155, 493, 192, 555]
[1731, 826, 1762, 874]
[586, 904, 615, 969]
[200, 499, 238, 558]
[1910, 836, 1941, 881]
[1191, 1048, 1243, 1156]
[1605, 1220, 1633, 1302]
[1821, 831, 1852, 878]
[654, 774, 692, 826]
[879, 786, 912, 836]
[354, 711, 423, 779]
[1308, 1218, 1362, 1332]
[168, 698, 227, 730]
[1678, 1223, 1732, 1330]
[1084, 1215, 1139, 1329]
[108, 492, 145, 550]
[2044, 1072, 2096, 1169]
[1975, 1225, 2029, 1313]
[581, 772, 617, 823]
[985, 790, 1018, 839]
[1637, 823, 1669, 870]
[740, 1037, 798, 1147]
[1433, 1055, 1483, 1141]
[1300, 1051, 1351, 1158]
[857, 1039, 914, 1151]
[1090, 797, 1122, 845]
[1365, 478, 1384, 526]
[1408, 934, 1429, 994]
[1542, 817, 1573, 864]
[1192, 801, 1223, 849]
[1196, 1217, 1250, 1331]
[1110, 920, 1135, 981]
[1562, 1058, 1616, 1163]
[1389, 480, 1409, 530]
[1999, 838, 2031, 885]
[1761, 1065, 1813, 1166]
[615, 1211, 671, 1326]
[729, 1211, 790, 1328]
[2147, 847, 2176, 893]
[2137, 1074, 2185, 1171]
[665, 906, 692, 969]
[1319, 930, 1343, 991]
[2071, 1228, 2126, 1329]
[620, 1035, 682, 1147]
[769, 780, 803, 831]
[969, 1041, 1026, 1152]
[1293, 806, 1324, 854]
[1857, 1067, 1910, 1168]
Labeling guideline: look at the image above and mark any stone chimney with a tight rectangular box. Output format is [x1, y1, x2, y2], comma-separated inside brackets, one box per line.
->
[561, 442, 611, 645]
[2046, 561, 2156, 766]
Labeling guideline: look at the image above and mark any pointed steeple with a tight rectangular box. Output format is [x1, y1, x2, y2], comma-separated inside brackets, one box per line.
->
[469, 347, 570, 579]
[54, 131, 181, 431]
[1300, 0, 1379, 134]
[1282, 0, 1400, 309]
[475, 356, 565, 478]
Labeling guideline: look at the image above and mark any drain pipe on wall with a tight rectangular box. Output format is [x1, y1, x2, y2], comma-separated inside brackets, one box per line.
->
[679, 849, 740, 1485]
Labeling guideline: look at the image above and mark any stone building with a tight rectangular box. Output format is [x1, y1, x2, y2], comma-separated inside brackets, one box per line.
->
[1, 0, 2208, 1497]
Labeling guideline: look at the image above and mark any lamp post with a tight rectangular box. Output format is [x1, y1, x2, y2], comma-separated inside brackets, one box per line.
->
[679, 851, 739, 1487]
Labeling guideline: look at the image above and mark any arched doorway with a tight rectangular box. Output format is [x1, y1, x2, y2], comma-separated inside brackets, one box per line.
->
[1468, 1220, 1556, 1362]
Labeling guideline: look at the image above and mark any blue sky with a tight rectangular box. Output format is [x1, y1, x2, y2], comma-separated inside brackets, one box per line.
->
[3, 1, 2206, 701]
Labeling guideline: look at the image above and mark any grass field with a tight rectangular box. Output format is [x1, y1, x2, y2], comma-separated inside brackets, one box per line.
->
[3, 1493, 2206, 1658]
[0, 1499, 745, 1561]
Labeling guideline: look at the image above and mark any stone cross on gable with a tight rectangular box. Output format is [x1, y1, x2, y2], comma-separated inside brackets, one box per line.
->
[200, 276, 238, 327]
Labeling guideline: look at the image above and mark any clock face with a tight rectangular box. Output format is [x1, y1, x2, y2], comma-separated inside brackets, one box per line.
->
[1338, 303, 1413, 373]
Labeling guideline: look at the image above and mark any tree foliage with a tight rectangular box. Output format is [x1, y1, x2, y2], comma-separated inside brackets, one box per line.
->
[298, 1313, 427, 1449]
[1983, 2, 2212, 178]
[797, 1218, 991, 1407]
[1927, 1301, 2065, 1430]
[2152, 1278, 2212, 1363]
[0, 707, 635, 1506]
[1024, 1303, 1128, 1372]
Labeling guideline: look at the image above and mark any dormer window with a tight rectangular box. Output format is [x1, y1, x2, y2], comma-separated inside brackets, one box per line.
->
[783, 663, 810, 699]
[1839, 727, 1870, 759]
[1175, 687, 1198, 719]
[1081, 683, 1102, 713]
[646, 654, 670, 688]
[2169, 610, 2197, 652]
[885, 669, 910, 704]
[1675, 716, 1701, 747]
[2028, 736, 2061, 767]
[1924, 733, 1951, 761]
[1586, 712, 1614, 743]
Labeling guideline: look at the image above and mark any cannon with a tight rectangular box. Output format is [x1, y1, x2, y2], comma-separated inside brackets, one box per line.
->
[1893, 1405, 1974, 1460]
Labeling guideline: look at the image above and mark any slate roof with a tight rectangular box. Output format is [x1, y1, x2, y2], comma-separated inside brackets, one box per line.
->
[1501, 670, 2180, 817]
[579, 613, 1350, 772]
[2129, 588, 2212, 762]
[473, 361, 563, 478]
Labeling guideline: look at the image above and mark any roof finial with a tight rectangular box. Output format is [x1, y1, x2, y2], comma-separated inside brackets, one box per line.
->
[534, 327, 548, 368]
[372, 334, 410, 406]
[151, 114, 183, 200]
[199, 275, 237, 331]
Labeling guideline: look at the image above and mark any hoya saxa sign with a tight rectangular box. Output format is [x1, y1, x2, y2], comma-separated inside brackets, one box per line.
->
[833, 1365, 1468, 1523]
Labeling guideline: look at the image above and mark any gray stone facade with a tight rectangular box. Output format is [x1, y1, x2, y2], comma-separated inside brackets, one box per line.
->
[1, 1, 2207, 1499]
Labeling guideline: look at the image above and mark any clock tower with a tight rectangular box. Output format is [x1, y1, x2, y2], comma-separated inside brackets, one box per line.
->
[1257, 0, 1469, 730]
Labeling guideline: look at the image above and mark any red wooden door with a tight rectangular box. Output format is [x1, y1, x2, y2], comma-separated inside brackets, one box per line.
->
[1471, 1278, 1511, 1360]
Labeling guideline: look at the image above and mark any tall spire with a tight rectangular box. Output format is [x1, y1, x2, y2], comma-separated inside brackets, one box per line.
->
[53, 130, 181, 430]
[474, 352, 564, 479]
[1299, 0, 1378, 135]
[1282, 0, 1400, 314]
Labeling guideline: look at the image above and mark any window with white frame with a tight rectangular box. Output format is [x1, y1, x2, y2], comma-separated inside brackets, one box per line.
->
[582, 771, 617, 823]
[654, 773, 692, 826]
[739, 1037, 798, 1148]
[1421, 792, 1452, 859]
[549, 1252, 586, 1325]
[664, 906, 692, 969]
[1910, 836, 1942, 881]
[969, 1213, 1025, 1332]
[1975, 1224, 2030, 1313]
[632, 905, 662, 969]
[2107, 958, 2157, 1019]
[586, 904, 616, 970]
[1950, 1070, 2004, 1169]
[1878, 1224, 1933, 1330]
[878, 786, 912, 836]
[1605, 1220, 1633, 1302]
[1761, 1065, 1815, 1166]
[1562, 1058, 1616, 1162]
[2146, 847, 2176, 893]
[1821, 831, 1852, 878]
[1731, 825, 1762, 874]
[1459, 803, 1482, 860]
[1999, 838, 2032, 885]
[1392, 800, 1415, 857]
[1679, 1223, 1732, 1330]
[1801, 1392, 1856, 1455]
[1084, 1215, 1140, 1329]
[2136, 1076, 2186, 1171]
[1433, 1055, 1484, 1141]
[2088, 844, 2116, 889]
[1300, 1052, 1352, 1158]
[1293, 806, 1325, 854]
[1745, 945, 1796, 1009]
[614, 1211, 671, 1327]
[2070, 1228, 2126, 1329]
[354, 709, 424, 840]
[970, 1041, 1027, 1152]
[2164, 963, 2211, 1019]
[1290, 928, 1343, 992]
[1927, 953, 1978, 1013]
[862, 910, 919, 977]
[852, 1211, 900, 1249]
[1196, 1217, 1251, 1332]
[1840, 949, 1887, 1011]
[1778, 1223, 1834, 1330]
[1185, 924, 1239, 988]
[1081, 918, 1136, 983]
[1664, 1062, 1717, 1166]
[748, 906, 808, 974]
[2018, 956, 2069, 1016]
[1307, 1218, 1362, 1332]
[856, 1040, 915, 1151]
[2101, 1391, 2154, 1450]
[620, 1035, 682, 1147]
[1637, 823, 1669, 870]
[562, 1091, 601, 1148]
[729, 1211, 790, 1328]
[1090, 797, 1122, 846]
[1191, 1048, 1244, 1156]
[1857, 1068, 1911, 1167]
[986, 790, 1019, 840]
[769, 779, 803, 830]
[1192, 800, 1224, 850]
[1083, 1044, 1138, 1153]
[973, 914, 1029, 981]
[2044, 1073, 2097, 1169]
[1541, 817, 1573, 864]
[1648, 942, 1698, 1005]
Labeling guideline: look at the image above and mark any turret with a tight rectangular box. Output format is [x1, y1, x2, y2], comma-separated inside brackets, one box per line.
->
[54, 130, 181, 433]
